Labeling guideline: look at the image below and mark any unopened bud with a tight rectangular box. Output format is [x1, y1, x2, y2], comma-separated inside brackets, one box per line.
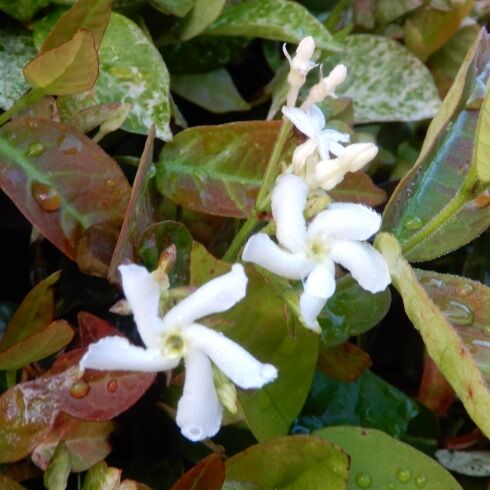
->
[302, 64, 348, 110]
[338, 142, 378, 173]
[295, 36, 315, 66]
[213, 366, 238, 414]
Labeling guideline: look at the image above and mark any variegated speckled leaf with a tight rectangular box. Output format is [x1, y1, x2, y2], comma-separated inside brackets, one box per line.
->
[0, 28, 37, 111]
[58, 13, 172, 141]
[204, 0, 338, 51]
[322, 34, 441, 123]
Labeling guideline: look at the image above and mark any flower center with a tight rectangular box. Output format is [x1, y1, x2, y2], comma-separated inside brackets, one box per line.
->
[307, 238, 331, 262]
[161, 332, 185, 358]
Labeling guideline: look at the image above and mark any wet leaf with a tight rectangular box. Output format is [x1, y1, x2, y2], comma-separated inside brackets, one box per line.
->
[405, 1, 473, 61]
[222, 435, 349, 489]
[322, 34, 441, 123]
[376, 232, 490, 439]
[171, 453, 224, 490]
[382, 29, 490, 262]
[0, 0, 50, 22]
[58, 13, 172, 141]
[81, 461, 121, 490]
[43, 442, 71, 490]
[180, 0, 225, 41]
[294, 370, 419, 438]
[0, 28, 37, 111]
[191, 243, 319, 441]
[171, 69, 250, 113]
[109, 128, 157, 284]
[24, 29, 99, 96]
[205, 0, 338, 51]
[0, 117, 131, 260]
[41, 0, 113, 52]
[32, 413, 114, 472]
[316, 426, 462, 489]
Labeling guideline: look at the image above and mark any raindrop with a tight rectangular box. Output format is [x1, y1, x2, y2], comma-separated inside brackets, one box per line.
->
[70, 380, 90, 398]
[355, 472, 372, 488]
[442, 300, 474, 326]
[106, 179, 115, 187]
[419, 276, 442, 288]
[25, 142, 45, 157]
[31, 182, 61, 212]
[388, 484, 395, 490]
[403, 216, 423, 231]
[415, 475, 427, 488]
[457, 284, 474, 297]
[474, 190, 490, 208]
[106, 379, 118, 393]
[58, 134, 82, 155]
[396, 468, 412, 483]
[27, 120, 38, 129]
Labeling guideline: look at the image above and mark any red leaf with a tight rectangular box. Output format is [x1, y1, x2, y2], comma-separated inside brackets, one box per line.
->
[170, 453, 225, 490]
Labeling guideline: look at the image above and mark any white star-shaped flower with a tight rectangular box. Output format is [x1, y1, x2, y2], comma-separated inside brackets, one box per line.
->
[242, 174, 390, 332]
[282, 104, 350, 161]
[80, 264, 277, 442]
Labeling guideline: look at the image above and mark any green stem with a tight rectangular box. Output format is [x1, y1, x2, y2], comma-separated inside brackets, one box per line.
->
[0, 89, 44, 126]
[223, 118, 292, 261]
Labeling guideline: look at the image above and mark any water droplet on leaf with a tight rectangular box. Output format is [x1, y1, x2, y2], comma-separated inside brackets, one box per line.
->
[70, 380, 90, 398]
[106, 179, 115, 187]
[458, 284, 474, 297]
[404, 216, 423, 231]
[355, 472, 372, 488]
[106, 379, 118, 393]
[442, 300, 474, 326]
[474, 191, 490, 208]
[415, 475, 427, 488]
[420, 276, 442, 288]
[396, 468, 412, 483]
[26, 142, 45, 157]
[31, 182, 61, 212]
[388, 484, 395, 490]
[58, 134, 82, 154]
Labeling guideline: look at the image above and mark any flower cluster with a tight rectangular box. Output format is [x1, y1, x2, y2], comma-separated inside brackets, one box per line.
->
[80, 35, 390, 443]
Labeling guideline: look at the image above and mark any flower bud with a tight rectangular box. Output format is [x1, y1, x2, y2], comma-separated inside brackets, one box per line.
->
[302, 64, 348, 110]
[338, 142, 378, 173]
[291, 139, 318, 174]
[213, 366, 238, 415]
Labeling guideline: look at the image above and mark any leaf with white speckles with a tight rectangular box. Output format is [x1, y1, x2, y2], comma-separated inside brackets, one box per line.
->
[58, 13, 172, 141]
[0, 28, 37, 111]
[322, 34, 441, 123]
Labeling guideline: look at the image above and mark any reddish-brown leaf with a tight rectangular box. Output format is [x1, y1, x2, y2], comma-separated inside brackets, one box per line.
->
[171, 453, 225, 490]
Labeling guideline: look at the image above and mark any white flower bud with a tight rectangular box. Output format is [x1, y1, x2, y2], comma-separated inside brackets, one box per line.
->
[291, 138, 318, 174]
[302, 64, 348, 110]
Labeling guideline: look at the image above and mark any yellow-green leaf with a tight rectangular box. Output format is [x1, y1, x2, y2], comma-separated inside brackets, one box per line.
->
[475, 79, 490, 182]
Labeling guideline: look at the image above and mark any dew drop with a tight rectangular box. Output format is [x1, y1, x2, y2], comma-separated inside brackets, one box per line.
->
[420, 276, 442, 288]
[31, 182, 61, 212]
[27, 120, 38, 129]
[396, 468, 412, 483]
[403, 216, 423, 231]
[457, 284, 474, 297]
[388, 484, 395, 490]
[415, 475, 427, 488]
[70, 380, 90, 398]
[355, 472, 372, 488]
[474, 190, 490, 208]
[58, 134, 82, 154]
[25, 141, 45, 157]
[106, 379, 118, 393]
[105, 179, 115, 187]
[442, 300, 474, 326]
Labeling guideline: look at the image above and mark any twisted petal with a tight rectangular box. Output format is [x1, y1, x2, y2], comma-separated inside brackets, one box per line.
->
[80, 337, 178, 372]
[185, 324, 278, 390]
[299, 292, 327, 332]
[308, 203, 381, 242]
[119, 264, 165, 347]
[304, 261, 336, 299]
[242, 233, 313, 279]
[176, 349, 222, 442]
[330, 240, 391, 293]
[162, 264, 247, 330]
[272, 174, 308, 253]
[282, 106, 318, 138]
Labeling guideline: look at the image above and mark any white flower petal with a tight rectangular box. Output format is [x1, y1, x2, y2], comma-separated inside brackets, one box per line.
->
[299, 292, 326, 332]
[185, 324, 278, 390]
[79, 337, 178, 372]
[330, 240, 391, 293]
[176, 349, 222, 442]
[307, 104, 326, 133]
[308, 203, 382, 242]
[242, 233, 313, 279]
[162, 264, 247, 329]
[303, 261, 336, 299]
[338, 142, 378, 173]
[119, 264, 164, 347]
[281, 106, 317, 138]
[271, 174, 308, 253]
[317, 129, 350, 160]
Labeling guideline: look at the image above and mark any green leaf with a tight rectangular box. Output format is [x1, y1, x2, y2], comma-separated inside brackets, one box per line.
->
[475, 79, 490, 182]
[382, 29, 490, 262]
[180, 0, 225, 41]
[32, 413, 115, 472]
[375, 232, 490, 439]
[222, 435, 349, 489]
[404, 1, 473, 61]
[58, 13, 172, 141]
[0, 117, 131, 260]
[321, 34, 441, 123]
[315, 426, 462, 490]
[44, 442, 71, 490]
[0, 0, 50, 22]
[205, 0, 338, 51]
[149, 0, 195, 17]
[294, 370, 419, 438]
[191, 244, 319, 441]
[318, 275, 391, 346]
[24, 29, 99, 96]
[41, 0, 113, 52]
[375, 0, 422, 24]
[0, 28, 37, 111]
[171, 69, 250, 113]
[82, 461, 121, 490]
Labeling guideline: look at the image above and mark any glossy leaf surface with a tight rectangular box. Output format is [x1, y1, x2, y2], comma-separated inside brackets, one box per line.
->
[171, 454, 224, 490]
